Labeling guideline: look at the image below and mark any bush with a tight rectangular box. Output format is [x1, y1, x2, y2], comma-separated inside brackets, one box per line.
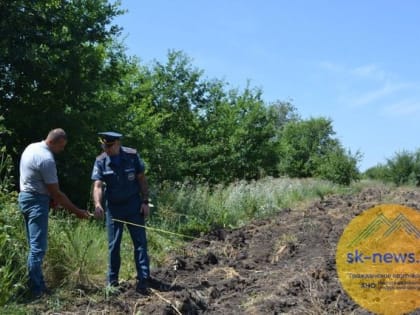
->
[151, 177, 359, 237]
[0, 148, 27, 306]
[364, 164, 389, 181]
[45, 215, 108, 288]
[276, 117, 357, 182]
[316, 148, 361, 185]
[365, 150, 420, 186]
[0, 146, 13, 193]
[386, 150, 420, 186]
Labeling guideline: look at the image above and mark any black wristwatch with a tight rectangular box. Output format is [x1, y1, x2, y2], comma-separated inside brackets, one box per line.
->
[142, 199, 149, 205]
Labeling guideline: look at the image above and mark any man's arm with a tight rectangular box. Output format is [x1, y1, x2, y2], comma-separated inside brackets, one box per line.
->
[46, 183, 90, 219]
[92, 180, 105, 219]
[138, 173, 149, 201]
[137, 173, 149, 217]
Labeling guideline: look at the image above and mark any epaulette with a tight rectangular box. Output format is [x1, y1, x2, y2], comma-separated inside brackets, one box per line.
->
[122, 146, 137, 154]
[96, 152, 107, 160]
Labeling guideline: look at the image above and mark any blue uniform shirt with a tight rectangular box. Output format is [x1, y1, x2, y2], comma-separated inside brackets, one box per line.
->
[91, 146, 145, 207]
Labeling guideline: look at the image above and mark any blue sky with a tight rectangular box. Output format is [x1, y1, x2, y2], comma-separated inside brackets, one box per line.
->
[114, 1, 420, 171]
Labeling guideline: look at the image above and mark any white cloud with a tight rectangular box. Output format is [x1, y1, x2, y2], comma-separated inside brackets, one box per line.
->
[319, 61, 345, 73]
[350, 64, 387, 81]
[382, 99, 420, 117]
[351, 82, 413, 108]
[319, 61, 420, 109]
[320, 61, 387, 82]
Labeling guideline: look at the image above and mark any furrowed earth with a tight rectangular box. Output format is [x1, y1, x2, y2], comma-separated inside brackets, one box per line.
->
[26, 186, 420, 314]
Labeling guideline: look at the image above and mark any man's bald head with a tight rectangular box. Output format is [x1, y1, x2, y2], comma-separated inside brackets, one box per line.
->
[46, 128, 67, 143]
[45, 128, 68, 153]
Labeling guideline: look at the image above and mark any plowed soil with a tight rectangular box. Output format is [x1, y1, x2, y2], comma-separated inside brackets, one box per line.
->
[32, 186, 420, 314]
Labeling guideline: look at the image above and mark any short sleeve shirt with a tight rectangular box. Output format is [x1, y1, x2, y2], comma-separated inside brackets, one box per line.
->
[19, 141, 58, 195]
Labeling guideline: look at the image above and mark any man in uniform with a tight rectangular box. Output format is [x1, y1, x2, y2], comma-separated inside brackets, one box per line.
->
[91, 132, 151, 294]
[18, 128, 90, 298]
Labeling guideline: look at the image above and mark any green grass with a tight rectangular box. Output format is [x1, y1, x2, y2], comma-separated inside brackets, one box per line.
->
[45, 214, 108, 288]
[0, 193, 27, 307]
[0, 177, 386, 313]
[151, 177, 368, 233]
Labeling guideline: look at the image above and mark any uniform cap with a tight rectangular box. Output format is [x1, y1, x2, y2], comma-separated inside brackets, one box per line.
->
[98, 131, 123, 145]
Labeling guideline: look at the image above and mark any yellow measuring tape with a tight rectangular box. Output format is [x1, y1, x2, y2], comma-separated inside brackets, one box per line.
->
[112, 218, 210, 243]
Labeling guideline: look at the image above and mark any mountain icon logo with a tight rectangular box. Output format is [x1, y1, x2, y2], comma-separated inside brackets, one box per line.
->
[348, 212, 420, 247]
[336, 204, 420, 315]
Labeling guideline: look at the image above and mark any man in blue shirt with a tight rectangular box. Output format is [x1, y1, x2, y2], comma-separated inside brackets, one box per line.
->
[19, 128, 90, 298]
[91, 132, 151, 294]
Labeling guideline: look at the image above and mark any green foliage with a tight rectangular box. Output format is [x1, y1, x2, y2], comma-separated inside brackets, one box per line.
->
[0, 154, 26, 306]
[277, 117, 335, 177]
[267, 100, 301, 131]
[316, 148, 361, 185]
[152, 177, 357, 236]
[0, 1, 377, 308]
[0, 202, 27, 307]
[122, 51, 288, 184]
[1, 0, 362, 196]
[0, 176, 368, 311]
[386, 150, 420, 186]
[186, 83, 280, 182]
[0, 147, 14, 193]
[0, 0, 131, 205]
[365, 150, 420, 186]
[364, 164, 389, 181]
[222, 86, 278, 180]
[45, 215, 107, 287]
[276, 117, 360, 185]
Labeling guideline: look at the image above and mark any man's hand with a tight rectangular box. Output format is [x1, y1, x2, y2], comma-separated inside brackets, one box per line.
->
[74, 208, 91, 219]
[49, 198, 59, 209]
[140, 203, 149, 217]
[94, 205, 105, 219]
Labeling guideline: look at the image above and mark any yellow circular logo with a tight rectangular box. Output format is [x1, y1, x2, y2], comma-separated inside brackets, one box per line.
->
[336, 204, 420, 315]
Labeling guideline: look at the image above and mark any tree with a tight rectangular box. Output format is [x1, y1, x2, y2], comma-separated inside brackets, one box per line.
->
[0, 0, 130, 204]
[364, 164, 389, 181]
[123, 52, 285, 184]
[267, 100, 300, 131]
[277, 117, 338, 177]
[386, 150, 420, 186]
[120, 51, 206, 182]
[276, 117, 360, 184]
[221, 85, 278, 180]
[316, 147, 361, 185]
[364, 149, 420, 186]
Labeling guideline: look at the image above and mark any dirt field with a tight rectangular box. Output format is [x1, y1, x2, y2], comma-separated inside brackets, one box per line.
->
[31, 186, 420, 314]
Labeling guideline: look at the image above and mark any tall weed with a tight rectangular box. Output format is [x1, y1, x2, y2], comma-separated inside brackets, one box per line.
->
[0, 148, 27, 306]
[151, 177, 361, 237]
[0, 147, 13, 193]
[46, 216, 151, 287]
[0, 175, 368, 310]
[46, 214, 108, 288]
[0, 212, 27, 306]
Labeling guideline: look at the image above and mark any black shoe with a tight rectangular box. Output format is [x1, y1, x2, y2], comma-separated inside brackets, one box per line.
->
[31, 287, 51, 300]
[147, 277, 174, 291]
[136, 279, 151, 295]
[146, 277, 157, 288]
[136, 286, 151, 295]
[43, 287, 52, 295]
